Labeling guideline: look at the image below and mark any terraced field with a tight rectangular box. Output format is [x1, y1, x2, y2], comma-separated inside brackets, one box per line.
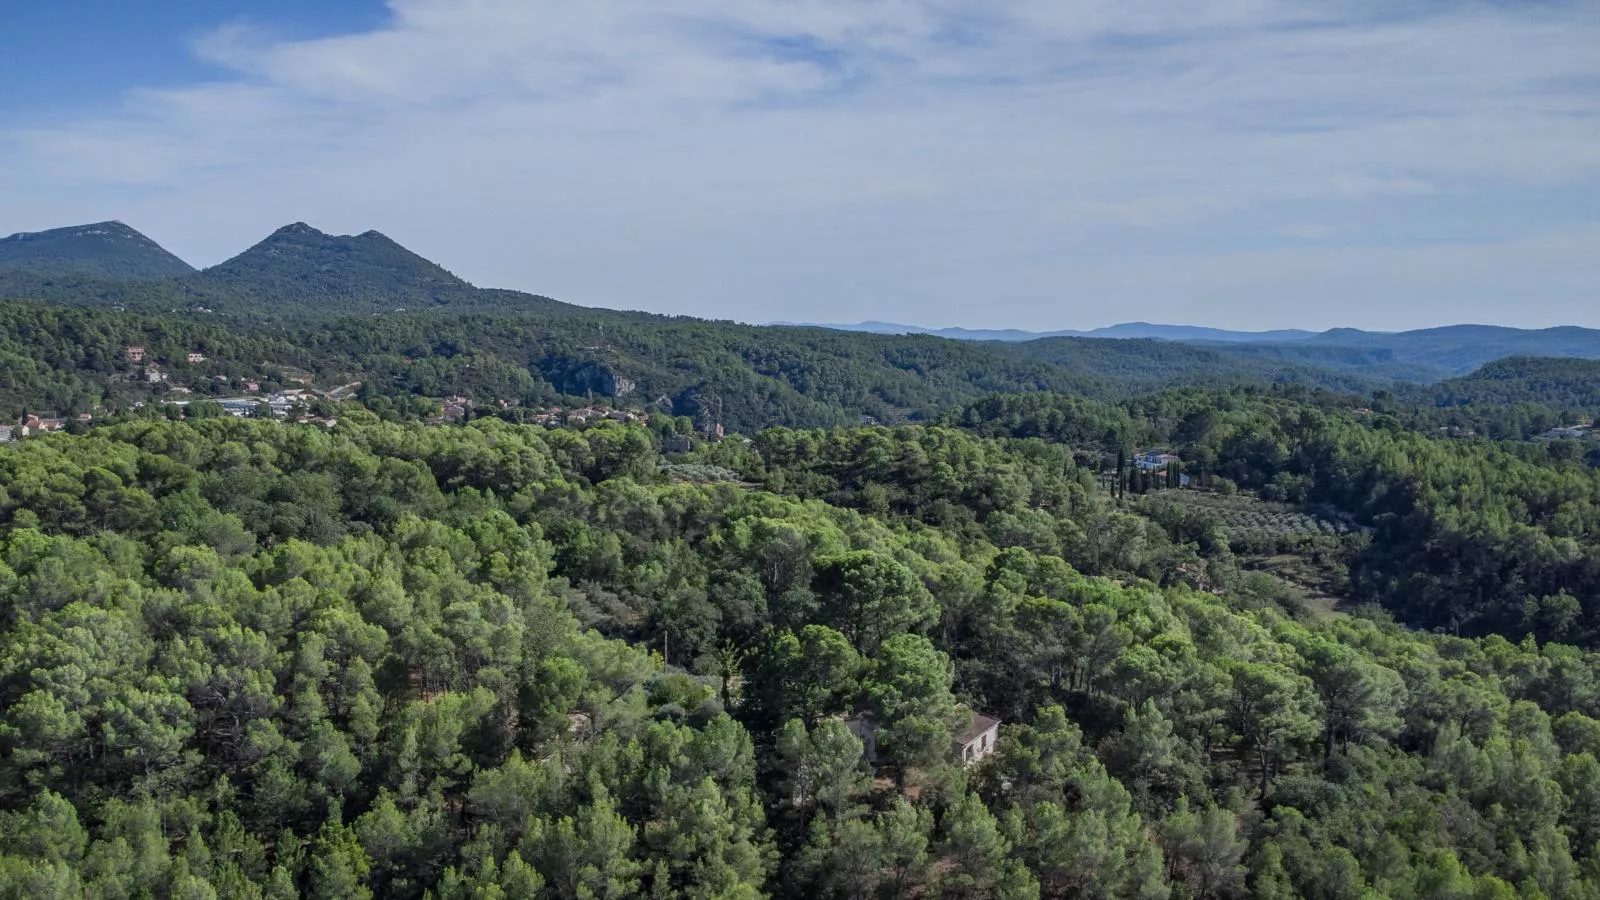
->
[1148, 491, 1358, 550]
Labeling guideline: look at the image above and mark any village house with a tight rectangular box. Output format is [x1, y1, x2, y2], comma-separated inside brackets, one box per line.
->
[0, 425, 13, 443]
[19, 415, 64, 435]
[125, 345, 145, 364]
[144, 366, 166, 383]
[1544, 426, 1588, 440]
[1134, 451, 1182, 472]
[953, 713, 1002, 765]
[186, 351, 206, 363]
[663, 435, 694, 453]
[244, 382, 260, 393]
[846, 709, 1002, 769]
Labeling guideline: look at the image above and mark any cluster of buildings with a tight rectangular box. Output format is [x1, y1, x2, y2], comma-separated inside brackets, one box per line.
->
[0, 413, 94, 443]
[522, 404, 646, 427]
[125, 345, 206, 365]
[123, 345, 340, 425]
[197, 388, 327, 422]
[127, 345, 255, 397]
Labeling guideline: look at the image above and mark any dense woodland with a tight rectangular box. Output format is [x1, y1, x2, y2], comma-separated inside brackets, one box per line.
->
[3, 396, 1600, 897]
[0, 302, 1402, 433]
[1414, 358, 1600, 419]
[946, 389, 1600, 643]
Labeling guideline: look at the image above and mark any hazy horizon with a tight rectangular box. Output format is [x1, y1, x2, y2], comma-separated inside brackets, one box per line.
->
[4, 1, 1598, 331]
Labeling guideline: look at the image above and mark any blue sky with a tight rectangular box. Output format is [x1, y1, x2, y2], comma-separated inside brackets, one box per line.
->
[2, 0, 1598, 330]
[0, 2, 388, 115]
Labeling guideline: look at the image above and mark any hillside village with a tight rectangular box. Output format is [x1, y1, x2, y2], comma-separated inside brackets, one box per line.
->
[1, 343, 733, 446]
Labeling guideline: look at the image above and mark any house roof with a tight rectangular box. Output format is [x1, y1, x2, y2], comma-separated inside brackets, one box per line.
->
[953, 713, 1001, 747]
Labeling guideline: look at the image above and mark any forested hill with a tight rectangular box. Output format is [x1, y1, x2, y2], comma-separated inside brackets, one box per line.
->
[1145, 325, 1600, 381]
[1423, 356, 1600, 412]
[194, 223, 576, 319]
[0, 301, 1399, 430]
[1009, 336, 1399, 394]
[1298, 325, 1600, 376]
[806, 320, 1600, 379]
[12, 293, 1600, 435]
[0, 221, 195, 279]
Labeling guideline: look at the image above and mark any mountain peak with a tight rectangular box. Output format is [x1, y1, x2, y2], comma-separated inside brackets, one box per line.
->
[268, 222, 328, 239]
[202, 222, 475, 312]
[0, 220, 194, 278]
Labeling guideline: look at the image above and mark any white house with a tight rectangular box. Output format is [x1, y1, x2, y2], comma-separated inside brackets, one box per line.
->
[953, 713, 1002, 766]
[846, 709, 1002, 768]
[1134, 452, 1182, 472]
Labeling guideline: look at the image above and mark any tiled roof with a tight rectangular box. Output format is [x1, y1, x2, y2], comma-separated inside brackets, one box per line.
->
[954, 713, 1001, 747]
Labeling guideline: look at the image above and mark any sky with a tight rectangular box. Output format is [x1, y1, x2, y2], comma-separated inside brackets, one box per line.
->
[2, 0, 1598, 331]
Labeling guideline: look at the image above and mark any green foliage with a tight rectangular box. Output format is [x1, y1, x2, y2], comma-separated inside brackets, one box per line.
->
[955, 387, 1600, 645]
[0, 221, 195, 279]
[4, 398, 1600, 897]
[1425, 356, 1600, 413]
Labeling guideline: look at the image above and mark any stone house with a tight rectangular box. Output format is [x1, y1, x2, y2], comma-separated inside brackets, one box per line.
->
[846, 708, 1002, 768]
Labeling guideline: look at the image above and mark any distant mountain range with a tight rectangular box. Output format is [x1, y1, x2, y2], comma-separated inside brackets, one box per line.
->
[0, 220, 572, 320]
[780, 320, 1323, 343]
[789, 320, 1600, 377]
[2, 219, 1600, 426]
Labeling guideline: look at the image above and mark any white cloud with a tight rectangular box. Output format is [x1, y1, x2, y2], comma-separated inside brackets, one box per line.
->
[2, 0, 1598, 329]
